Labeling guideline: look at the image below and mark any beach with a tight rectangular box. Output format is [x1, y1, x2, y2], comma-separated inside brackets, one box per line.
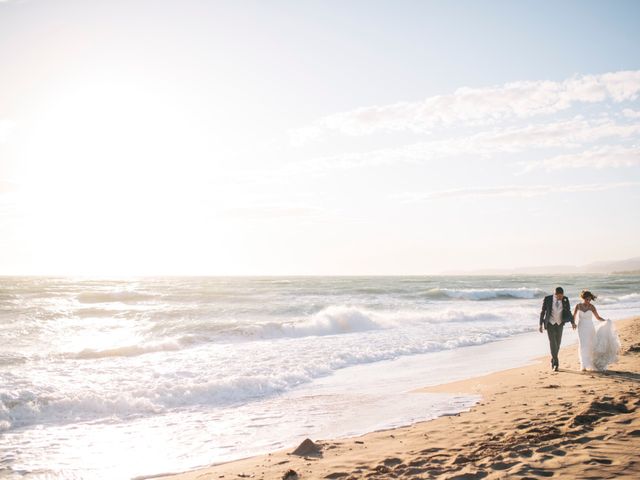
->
[2, 277, 639, 479]
[157, 316, 640, 480]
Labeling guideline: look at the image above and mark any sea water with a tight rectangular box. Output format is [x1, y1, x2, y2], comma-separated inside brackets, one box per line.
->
[1, 275, 639, 479]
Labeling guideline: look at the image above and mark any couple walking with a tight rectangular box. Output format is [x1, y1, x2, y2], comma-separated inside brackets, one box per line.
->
[539, 287, 620, 372]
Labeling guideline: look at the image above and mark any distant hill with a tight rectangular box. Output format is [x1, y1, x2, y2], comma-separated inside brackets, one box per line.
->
[443, 257, 640, 275]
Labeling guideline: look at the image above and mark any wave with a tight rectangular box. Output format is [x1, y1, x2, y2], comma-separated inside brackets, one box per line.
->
[60, 307, 515, 360]
[75, 307, 124, 318]
[0, 371, 312, 431]
[68, 340, 184, 360]
[599, 292, 640, 304]
[76, 291, 158, 304]
[220, 306, 513, 341]
[236, 306, 385, 339]
[426, 287, 545, 301]
[59, 306, 387, 360]
[617, 292, 640, 302]
[1, 323, 534, 432]
[0, 388, 162, 432]
[0, 353, 28, 366]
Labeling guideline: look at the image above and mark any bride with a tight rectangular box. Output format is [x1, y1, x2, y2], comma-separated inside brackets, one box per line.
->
[573, 290, 620, 372]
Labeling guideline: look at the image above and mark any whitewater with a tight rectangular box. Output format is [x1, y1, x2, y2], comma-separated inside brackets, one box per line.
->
[1, 275, 639, 479]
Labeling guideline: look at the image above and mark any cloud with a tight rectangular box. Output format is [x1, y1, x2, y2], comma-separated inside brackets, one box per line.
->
[290, 70, 640, 141]
[471, 117, 640, 151]
[528, 145, 640, 171]
[297, 117, 640, 173]
[393, 182, 640, 202]
[622, 108, 640, 119]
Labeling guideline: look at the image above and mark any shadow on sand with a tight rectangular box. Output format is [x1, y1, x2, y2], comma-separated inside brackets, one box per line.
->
[557, 368, 640, 384]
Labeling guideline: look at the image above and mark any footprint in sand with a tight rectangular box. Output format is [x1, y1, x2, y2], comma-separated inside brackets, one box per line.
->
[585, 458, 613, 465]
[536, 445, 556, 453]
[527, 468, 554, 477]
[419, 447, 442, 454]
[490, 461, 518, 470]
[324, 472, 348, 479]
[403, 466, 427, 475]
[382, 457, 403, 467]
[448, 472, 488, 480]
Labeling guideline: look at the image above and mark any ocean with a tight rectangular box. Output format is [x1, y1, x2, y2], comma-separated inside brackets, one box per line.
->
[1, 275, 639, 479]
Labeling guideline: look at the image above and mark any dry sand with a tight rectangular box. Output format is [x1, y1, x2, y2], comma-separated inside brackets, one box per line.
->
[156, 317, 640, 480]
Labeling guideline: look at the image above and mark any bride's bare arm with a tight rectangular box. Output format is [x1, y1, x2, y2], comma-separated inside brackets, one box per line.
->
[590, 304, 605, 321]
[573, 305, 579, 323]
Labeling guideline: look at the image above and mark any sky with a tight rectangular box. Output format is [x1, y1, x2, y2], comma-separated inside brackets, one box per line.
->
[0, 0, 639, 275]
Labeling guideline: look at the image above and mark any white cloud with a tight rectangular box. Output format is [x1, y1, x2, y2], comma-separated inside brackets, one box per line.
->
[297, 117, 640, 173]
[622, 108, 640, 119]
[393, 182, 640, 202]
[474, 117, 640, 151]
[529, 145, 640, 171]
[290, 70, 640, 141]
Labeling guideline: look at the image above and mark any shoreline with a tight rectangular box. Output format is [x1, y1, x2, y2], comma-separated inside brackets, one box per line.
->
[154, 316, 640, 480]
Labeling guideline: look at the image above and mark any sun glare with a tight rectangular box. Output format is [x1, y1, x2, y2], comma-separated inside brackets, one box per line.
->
[13, 76, 228, 274]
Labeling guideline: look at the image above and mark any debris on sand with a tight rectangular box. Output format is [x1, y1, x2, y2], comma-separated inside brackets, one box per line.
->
[292, 438, 322, 457]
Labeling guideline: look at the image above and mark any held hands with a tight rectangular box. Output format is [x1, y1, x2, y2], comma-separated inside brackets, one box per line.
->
[571, 323, 577, 330]
[539, 325, 543, 333]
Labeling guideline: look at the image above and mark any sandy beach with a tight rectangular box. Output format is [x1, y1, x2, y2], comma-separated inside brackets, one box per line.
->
[156, 316, 640, 480]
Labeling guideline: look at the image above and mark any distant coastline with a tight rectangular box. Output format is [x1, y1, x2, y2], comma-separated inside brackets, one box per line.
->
[442, 256, 640, 276]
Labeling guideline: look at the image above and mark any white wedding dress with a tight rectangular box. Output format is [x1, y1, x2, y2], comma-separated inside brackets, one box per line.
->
[576, 308, 620, 371]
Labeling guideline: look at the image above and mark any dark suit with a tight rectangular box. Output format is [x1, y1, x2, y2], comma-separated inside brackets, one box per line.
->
[540, 295, 574, 368]
[540, 295, 573, 329]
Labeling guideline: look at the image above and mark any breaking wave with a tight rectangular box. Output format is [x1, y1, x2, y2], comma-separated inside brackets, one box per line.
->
[76, 291, 158, 304]
[222, 306, 509, 341]
[426, 287, 545, 300]
[68, 340, 185, 360]
[0, 322, 532, 432]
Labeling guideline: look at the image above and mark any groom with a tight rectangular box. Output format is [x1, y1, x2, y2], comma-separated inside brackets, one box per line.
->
[539, 287, 576, 371]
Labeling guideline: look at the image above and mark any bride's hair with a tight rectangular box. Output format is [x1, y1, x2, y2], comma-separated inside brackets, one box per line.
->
[580, 290, 597, 301]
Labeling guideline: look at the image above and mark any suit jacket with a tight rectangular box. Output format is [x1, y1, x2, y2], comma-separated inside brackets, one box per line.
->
[540, 295, 574, 329]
